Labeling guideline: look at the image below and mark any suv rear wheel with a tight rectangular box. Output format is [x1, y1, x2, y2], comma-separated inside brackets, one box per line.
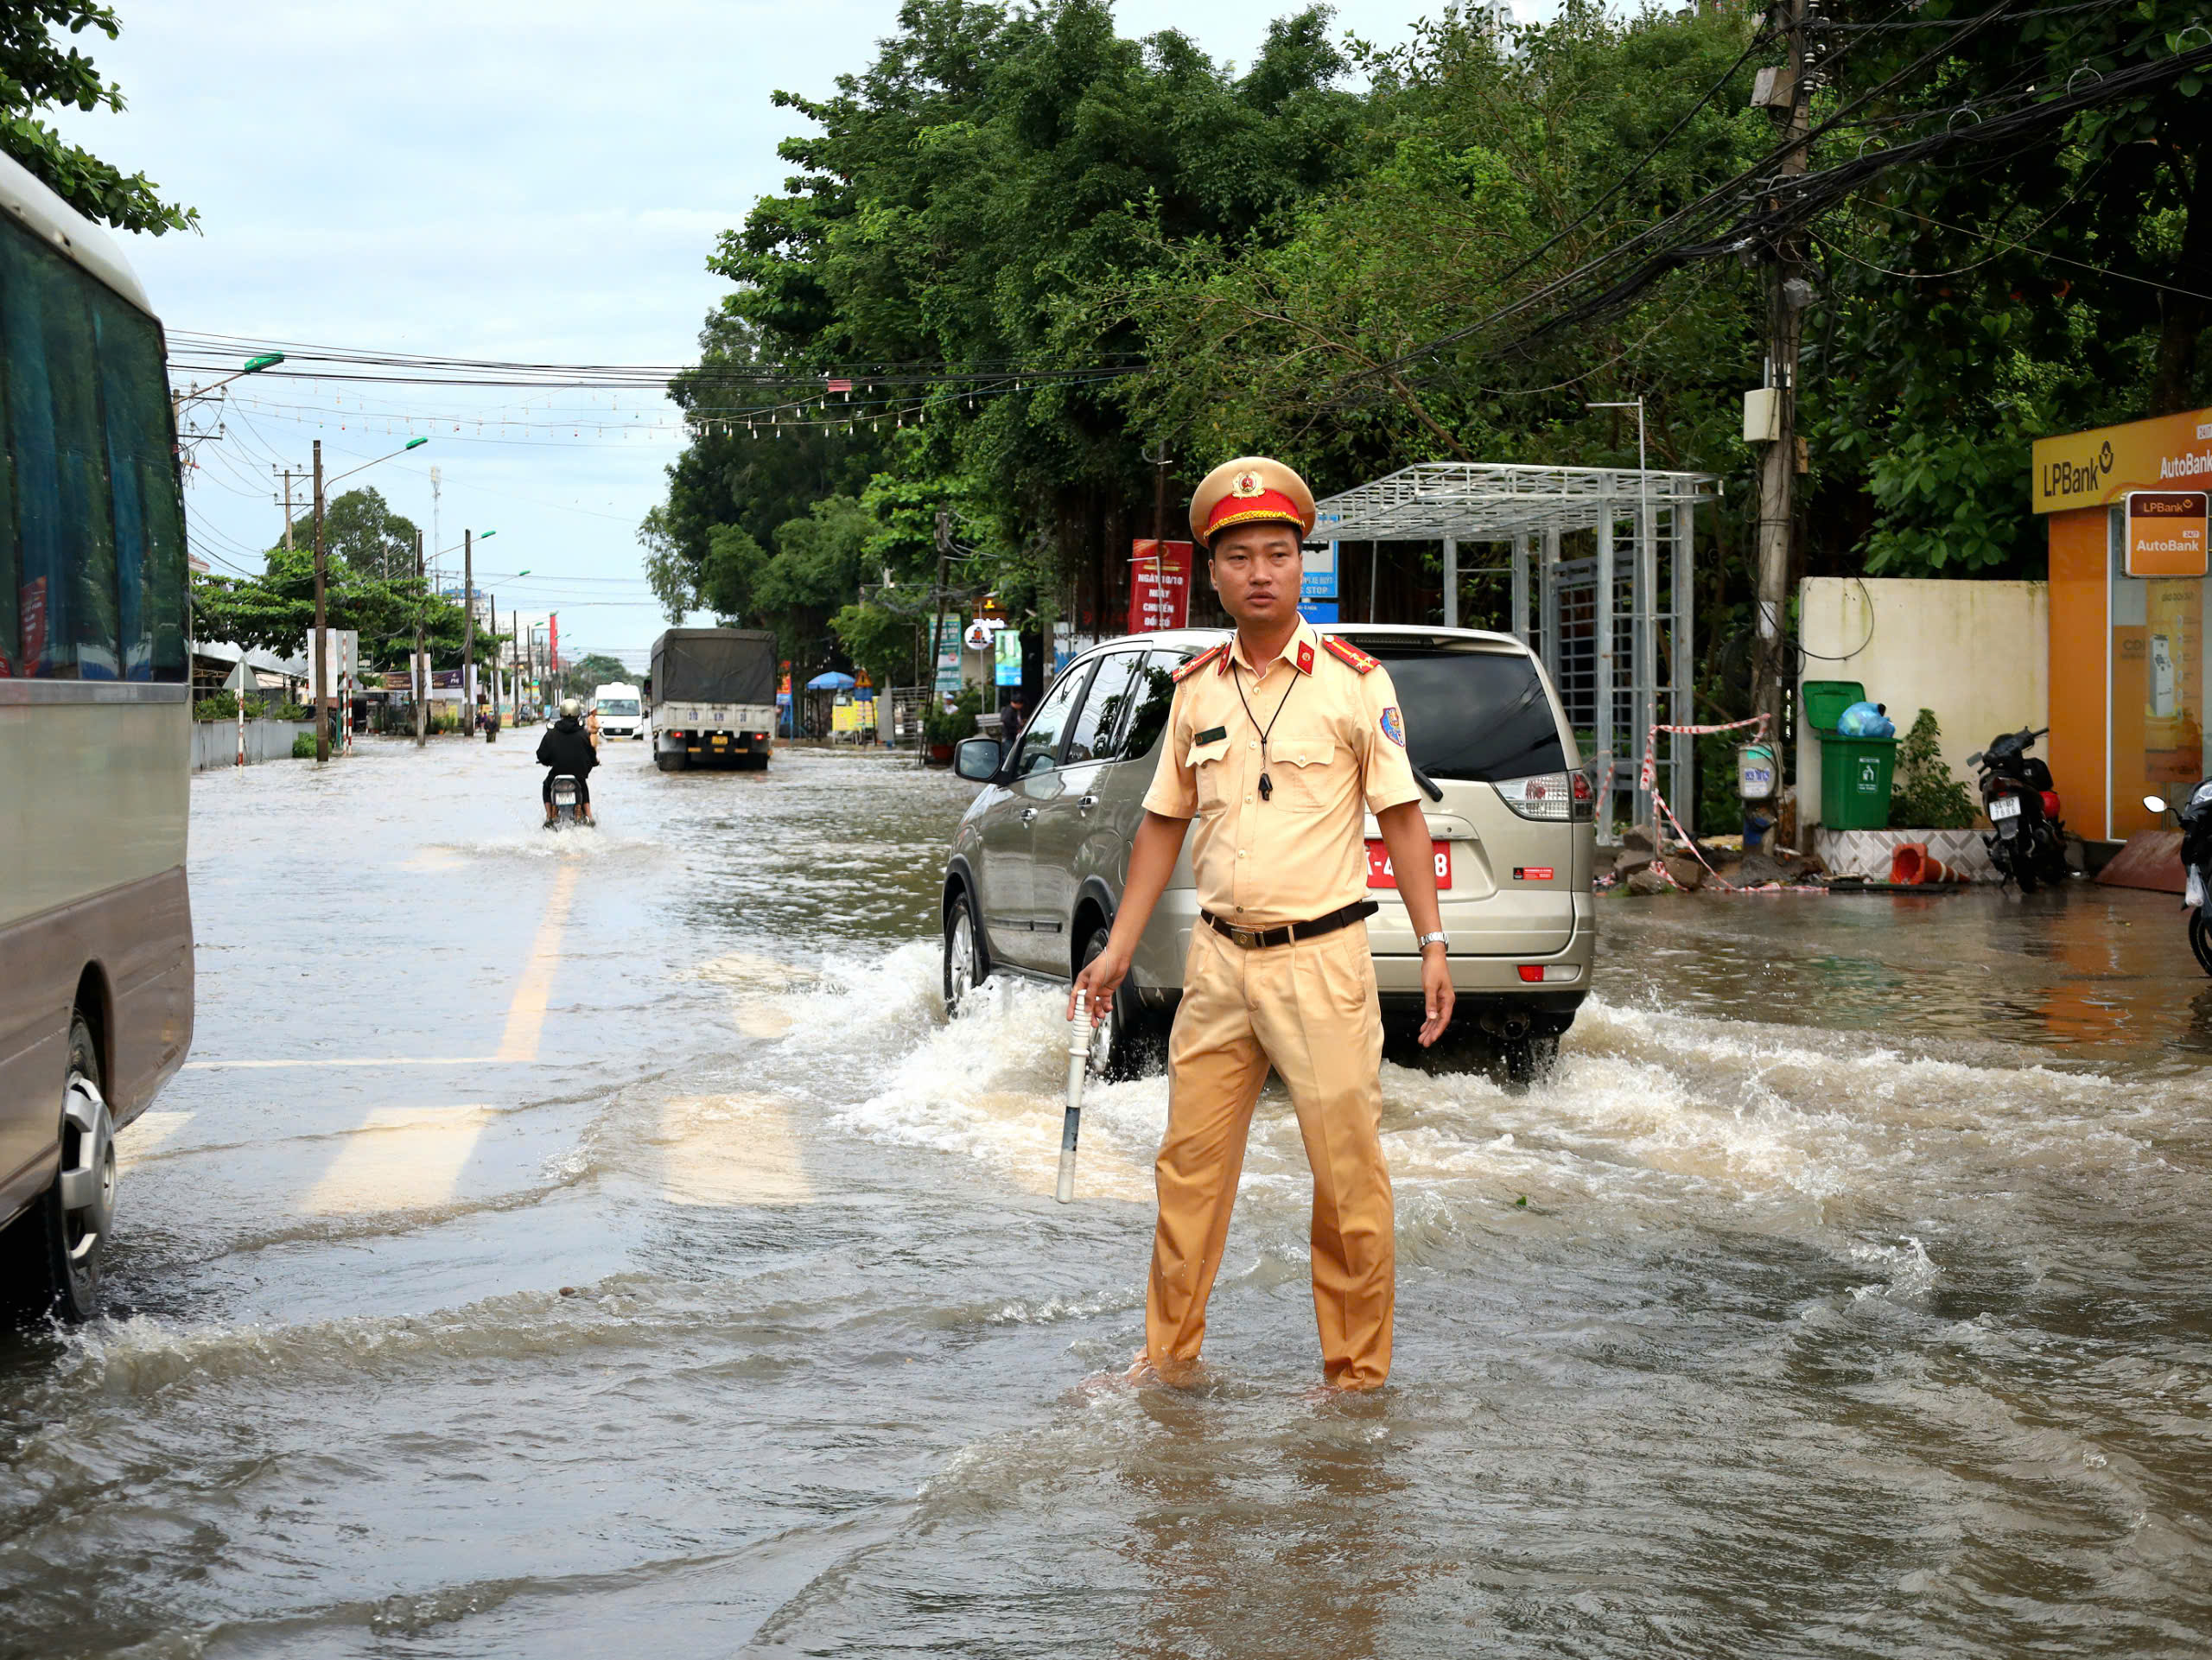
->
[1, 1014, 115, 1323]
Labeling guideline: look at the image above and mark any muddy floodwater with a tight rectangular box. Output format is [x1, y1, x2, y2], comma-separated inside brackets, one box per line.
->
[3, 738, 2209, 1657]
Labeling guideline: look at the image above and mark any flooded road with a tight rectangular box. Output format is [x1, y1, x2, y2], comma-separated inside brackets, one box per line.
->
[4, 736, 2209, 1657]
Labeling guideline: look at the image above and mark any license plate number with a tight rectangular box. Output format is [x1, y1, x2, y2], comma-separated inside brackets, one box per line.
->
[1990, 795, 2022, 820]
[1367, 840, 1450, 890]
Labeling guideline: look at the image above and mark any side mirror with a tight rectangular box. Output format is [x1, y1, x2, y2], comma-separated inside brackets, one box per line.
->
[2144, 794, 2170, 815]
[953, 737, 1004, 781]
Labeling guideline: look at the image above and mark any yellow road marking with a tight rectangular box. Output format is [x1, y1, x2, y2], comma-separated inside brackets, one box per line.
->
[302, 1104, 493, 1216]
[497, 861, 582, 1063]
[656, 1094, 813, 1205]
[184, 1056, 506, 1070]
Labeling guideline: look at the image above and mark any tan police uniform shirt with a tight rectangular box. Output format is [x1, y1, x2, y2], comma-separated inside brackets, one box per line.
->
[1142, 616, 1422, 926]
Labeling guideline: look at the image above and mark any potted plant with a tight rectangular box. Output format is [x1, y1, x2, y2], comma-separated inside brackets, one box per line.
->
[923, 689, 982, 764]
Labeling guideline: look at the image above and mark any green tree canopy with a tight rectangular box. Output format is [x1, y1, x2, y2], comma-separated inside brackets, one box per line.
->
[0, 3, 196, 234]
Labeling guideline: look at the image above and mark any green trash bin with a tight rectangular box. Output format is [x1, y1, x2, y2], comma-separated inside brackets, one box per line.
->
[1818, 734, 1897, 828]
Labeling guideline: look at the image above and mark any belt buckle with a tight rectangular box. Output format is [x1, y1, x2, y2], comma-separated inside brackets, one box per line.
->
[1230, 925, 1259, 949]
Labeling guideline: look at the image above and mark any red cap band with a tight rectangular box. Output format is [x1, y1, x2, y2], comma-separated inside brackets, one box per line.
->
[1203, 487, 1304, 546]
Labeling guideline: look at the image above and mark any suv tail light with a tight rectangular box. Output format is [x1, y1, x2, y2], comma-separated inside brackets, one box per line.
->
[1496, 770, 1596, 823]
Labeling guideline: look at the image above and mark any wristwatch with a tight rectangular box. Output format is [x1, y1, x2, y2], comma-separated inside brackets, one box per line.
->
[1416, 932, 1448, 954]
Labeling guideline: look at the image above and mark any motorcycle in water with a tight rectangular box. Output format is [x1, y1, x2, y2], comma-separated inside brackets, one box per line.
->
[1966, 726, 2070, 891]
[545, 773, 591, 831]
[2142, 780, 2212, 975]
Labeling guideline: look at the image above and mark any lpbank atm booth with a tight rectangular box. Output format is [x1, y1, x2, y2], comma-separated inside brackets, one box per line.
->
[2033, 404, 2212, 846]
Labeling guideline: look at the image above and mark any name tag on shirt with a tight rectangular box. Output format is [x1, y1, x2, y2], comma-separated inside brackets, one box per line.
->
[1193, 726, 1227, 746]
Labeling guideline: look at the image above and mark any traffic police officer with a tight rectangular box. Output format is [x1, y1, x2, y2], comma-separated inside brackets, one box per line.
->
[1071, 455, 1453, 1391]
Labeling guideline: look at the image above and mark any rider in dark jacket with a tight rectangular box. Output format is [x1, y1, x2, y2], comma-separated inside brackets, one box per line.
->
[537, 698, 598, 824]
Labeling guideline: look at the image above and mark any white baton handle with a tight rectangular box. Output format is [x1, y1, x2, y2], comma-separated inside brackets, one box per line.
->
[1058, 990, 1090, 1203]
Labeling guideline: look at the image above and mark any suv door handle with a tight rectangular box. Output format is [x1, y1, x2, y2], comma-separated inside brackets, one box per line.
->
[1077, 794, 1098, 812]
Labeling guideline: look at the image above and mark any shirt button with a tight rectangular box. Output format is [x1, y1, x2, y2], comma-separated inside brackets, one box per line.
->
[1249, 741, 1257, 750]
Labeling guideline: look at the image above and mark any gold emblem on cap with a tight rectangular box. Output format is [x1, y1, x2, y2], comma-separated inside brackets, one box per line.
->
[1231, 470, 1263, 499]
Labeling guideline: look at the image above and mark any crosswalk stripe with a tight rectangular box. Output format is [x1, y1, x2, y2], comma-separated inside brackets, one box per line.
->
[657, 1094, 813, 1205]
[118, 1109, 192, 1169]
[302, 1105, 493, 1216]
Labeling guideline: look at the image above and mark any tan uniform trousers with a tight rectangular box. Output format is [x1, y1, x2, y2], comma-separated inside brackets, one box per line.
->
[1146, 918, 1394, 1389]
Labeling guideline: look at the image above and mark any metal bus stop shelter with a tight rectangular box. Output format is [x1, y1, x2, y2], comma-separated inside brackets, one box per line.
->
[1308, 461, 1720, 843]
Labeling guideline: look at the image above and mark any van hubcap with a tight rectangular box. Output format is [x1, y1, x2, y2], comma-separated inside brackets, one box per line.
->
[57, 1071, 116, 1266]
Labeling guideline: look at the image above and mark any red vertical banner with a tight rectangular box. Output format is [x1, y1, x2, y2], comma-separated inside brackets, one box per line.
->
[1128, 540, 1193, 634]
[548, 613, 558, 675]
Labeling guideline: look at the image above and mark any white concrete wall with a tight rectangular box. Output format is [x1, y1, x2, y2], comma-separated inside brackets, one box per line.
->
[191, 719, 313, 771]
[1796, 577, 2047, 827]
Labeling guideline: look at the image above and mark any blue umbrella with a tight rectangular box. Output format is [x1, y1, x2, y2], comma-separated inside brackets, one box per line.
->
[806, 671, 857, 691]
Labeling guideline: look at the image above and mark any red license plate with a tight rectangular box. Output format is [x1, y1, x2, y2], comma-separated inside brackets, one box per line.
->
[1367, 840, 1450, 890]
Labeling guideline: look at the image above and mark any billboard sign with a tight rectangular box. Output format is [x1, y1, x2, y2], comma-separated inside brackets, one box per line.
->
[1128, 539, 1193, 633]
[2124, 490, 2209, 577]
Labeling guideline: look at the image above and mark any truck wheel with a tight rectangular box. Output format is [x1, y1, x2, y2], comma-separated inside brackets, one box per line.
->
[654, 750, 687, 773]
[0, 1014, 114, 1322]
[944, 889, 987, 1017]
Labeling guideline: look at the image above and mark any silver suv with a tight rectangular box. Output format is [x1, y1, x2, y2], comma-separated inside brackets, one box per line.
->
[942, 626, 1595, 1080]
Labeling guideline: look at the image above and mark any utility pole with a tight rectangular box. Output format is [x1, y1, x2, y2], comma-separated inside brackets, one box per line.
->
[276, 467, 304, 555]
[462, 529, 475, 738]
[414, 529, 429, 748]
[312, 441, 329, 764]
[928, 509, 953, 767]
[488, 589, 499, 740]
[1751, 0, 1813, 752]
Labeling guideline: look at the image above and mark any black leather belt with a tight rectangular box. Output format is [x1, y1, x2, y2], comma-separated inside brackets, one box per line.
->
[1201, 900, 1378, 951]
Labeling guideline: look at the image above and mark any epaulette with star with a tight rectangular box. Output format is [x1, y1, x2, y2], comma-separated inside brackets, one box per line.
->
[1173, 641, 1230, 683]
[1321, 635, 1379, 675]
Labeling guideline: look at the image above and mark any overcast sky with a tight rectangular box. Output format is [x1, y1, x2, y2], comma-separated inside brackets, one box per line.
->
[65, 0, 1535, 673]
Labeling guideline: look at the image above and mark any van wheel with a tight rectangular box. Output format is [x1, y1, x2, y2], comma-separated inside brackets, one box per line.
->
[944, 889, 987, 1017]
[1, 1014, 114, 1323]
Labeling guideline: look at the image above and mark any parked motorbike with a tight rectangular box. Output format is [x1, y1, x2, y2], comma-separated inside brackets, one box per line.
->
[1965, 726, 2070, 892]
[545, 773, 591, 831]
[2142, 780, 2212, 975]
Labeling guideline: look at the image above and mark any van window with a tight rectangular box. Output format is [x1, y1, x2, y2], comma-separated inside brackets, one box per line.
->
[1340, 638, 1567, 781]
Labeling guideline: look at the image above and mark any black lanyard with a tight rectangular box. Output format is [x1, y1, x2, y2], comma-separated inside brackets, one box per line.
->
[1230, 657, 1298, 802]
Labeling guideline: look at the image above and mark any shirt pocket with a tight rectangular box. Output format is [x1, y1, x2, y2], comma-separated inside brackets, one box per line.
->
[1271, 735, 1339, 812]
[1188, 735, 1233, 815]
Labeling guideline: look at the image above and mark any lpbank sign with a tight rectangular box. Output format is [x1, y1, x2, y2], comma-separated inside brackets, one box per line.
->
[2031, 406, 2212, 513]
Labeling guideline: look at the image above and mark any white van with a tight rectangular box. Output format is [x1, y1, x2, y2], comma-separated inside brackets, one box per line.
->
[594, 683, 644, 739]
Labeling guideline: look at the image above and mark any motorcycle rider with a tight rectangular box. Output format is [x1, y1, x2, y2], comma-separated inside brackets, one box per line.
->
[537, 696, 598, 825]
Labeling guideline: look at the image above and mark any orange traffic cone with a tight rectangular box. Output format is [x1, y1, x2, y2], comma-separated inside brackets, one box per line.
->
[1889, 843, 1956, 885]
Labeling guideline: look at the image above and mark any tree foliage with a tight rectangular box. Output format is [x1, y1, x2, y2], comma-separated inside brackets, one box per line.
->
[645, 0, 2212, 679]
[0, 3, 196, 234]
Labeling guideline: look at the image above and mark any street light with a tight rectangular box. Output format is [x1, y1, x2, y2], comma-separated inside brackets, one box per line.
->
[327, 434, 429, 489]
[172, 350, 284, 416]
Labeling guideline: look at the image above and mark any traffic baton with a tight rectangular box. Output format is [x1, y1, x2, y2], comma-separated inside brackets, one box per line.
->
[1057, 990, 1090, 1203]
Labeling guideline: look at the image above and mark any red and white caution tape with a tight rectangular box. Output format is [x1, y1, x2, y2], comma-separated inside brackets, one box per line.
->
[1637, 715, 1773, 894]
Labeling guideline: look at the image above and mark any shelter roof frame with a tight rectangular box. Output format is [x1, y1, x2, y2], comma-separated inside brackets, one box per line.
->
[1308, 461, 1719, 546]
[1307, 461, 1721, 846]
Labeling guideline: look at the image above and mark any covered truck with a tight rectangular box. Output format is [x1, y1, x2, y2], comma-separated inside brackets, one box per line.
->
[649, 628, 779, 772]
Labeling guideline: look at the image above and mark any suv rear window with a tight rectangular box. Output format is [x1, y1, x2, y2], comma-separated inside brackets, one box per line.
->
[1340, 638, 1567, 782]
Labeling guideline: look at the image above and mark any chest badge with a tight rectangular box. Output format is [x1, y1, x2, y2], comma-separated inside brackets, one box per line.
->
[1380, 706, 1406, 747]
